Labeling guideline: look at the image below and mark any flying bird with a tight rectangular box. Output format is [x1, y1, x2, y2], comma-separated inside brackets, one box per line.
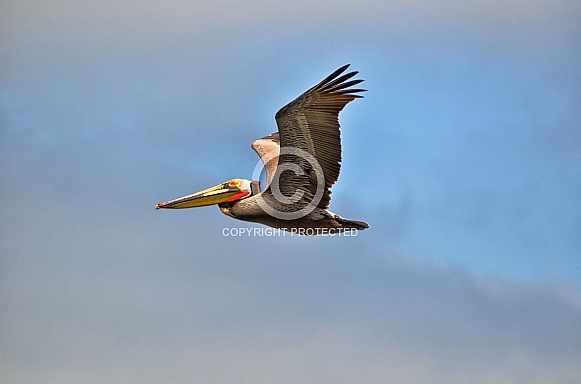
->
[156, 64, 369, 234]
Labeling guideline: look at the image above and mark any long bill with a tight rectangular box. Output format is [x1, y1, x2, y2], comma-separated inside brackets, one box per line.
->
[156, 183, 247, 209]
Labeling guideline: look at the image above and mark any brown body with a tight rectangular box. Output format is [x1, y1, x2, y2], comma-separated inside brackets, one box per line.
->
[156, 65, 369, 235]
[219, 194, 369, 232]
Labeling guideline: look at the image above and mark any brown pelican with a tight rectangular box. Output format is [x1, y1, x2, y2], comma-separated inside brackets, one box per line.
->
[156, 64, 369, 234]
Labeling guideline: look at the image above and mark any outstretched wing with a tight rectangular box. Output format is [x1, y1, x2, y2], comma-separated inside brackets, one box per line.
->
[251, 132, 280, 189]
[271, 64, 365, 209]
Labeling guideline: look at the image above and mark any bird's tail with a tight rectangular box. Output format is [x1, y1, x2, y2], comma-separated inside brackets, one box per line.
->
[328, 211, 370, 231]
[342, 219, 370, 230]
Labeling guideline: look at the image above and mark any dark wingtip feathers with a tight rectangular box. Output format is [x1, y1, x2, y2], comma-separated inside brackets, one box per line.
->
[315, 65, 366, 98]
[318, 64, 351, 86]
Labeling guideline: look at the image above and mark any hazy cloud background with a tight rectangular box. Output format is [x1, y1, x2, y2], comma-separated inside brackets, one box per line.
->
[1, 1, 580, 383]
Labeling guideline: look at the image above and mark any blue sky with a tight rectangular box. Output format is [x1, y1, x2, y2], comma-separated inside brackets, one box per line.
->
[1, 1, 580, 383]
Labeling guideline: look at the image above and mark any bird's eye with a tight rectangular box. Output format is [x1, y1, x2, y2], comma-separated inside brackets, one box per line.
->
[229, 181, 237, 187]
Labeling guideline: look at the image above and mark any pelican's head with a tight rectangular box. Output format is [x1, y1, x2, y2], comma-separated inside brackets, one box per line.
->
[156, 179, 257, 210]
